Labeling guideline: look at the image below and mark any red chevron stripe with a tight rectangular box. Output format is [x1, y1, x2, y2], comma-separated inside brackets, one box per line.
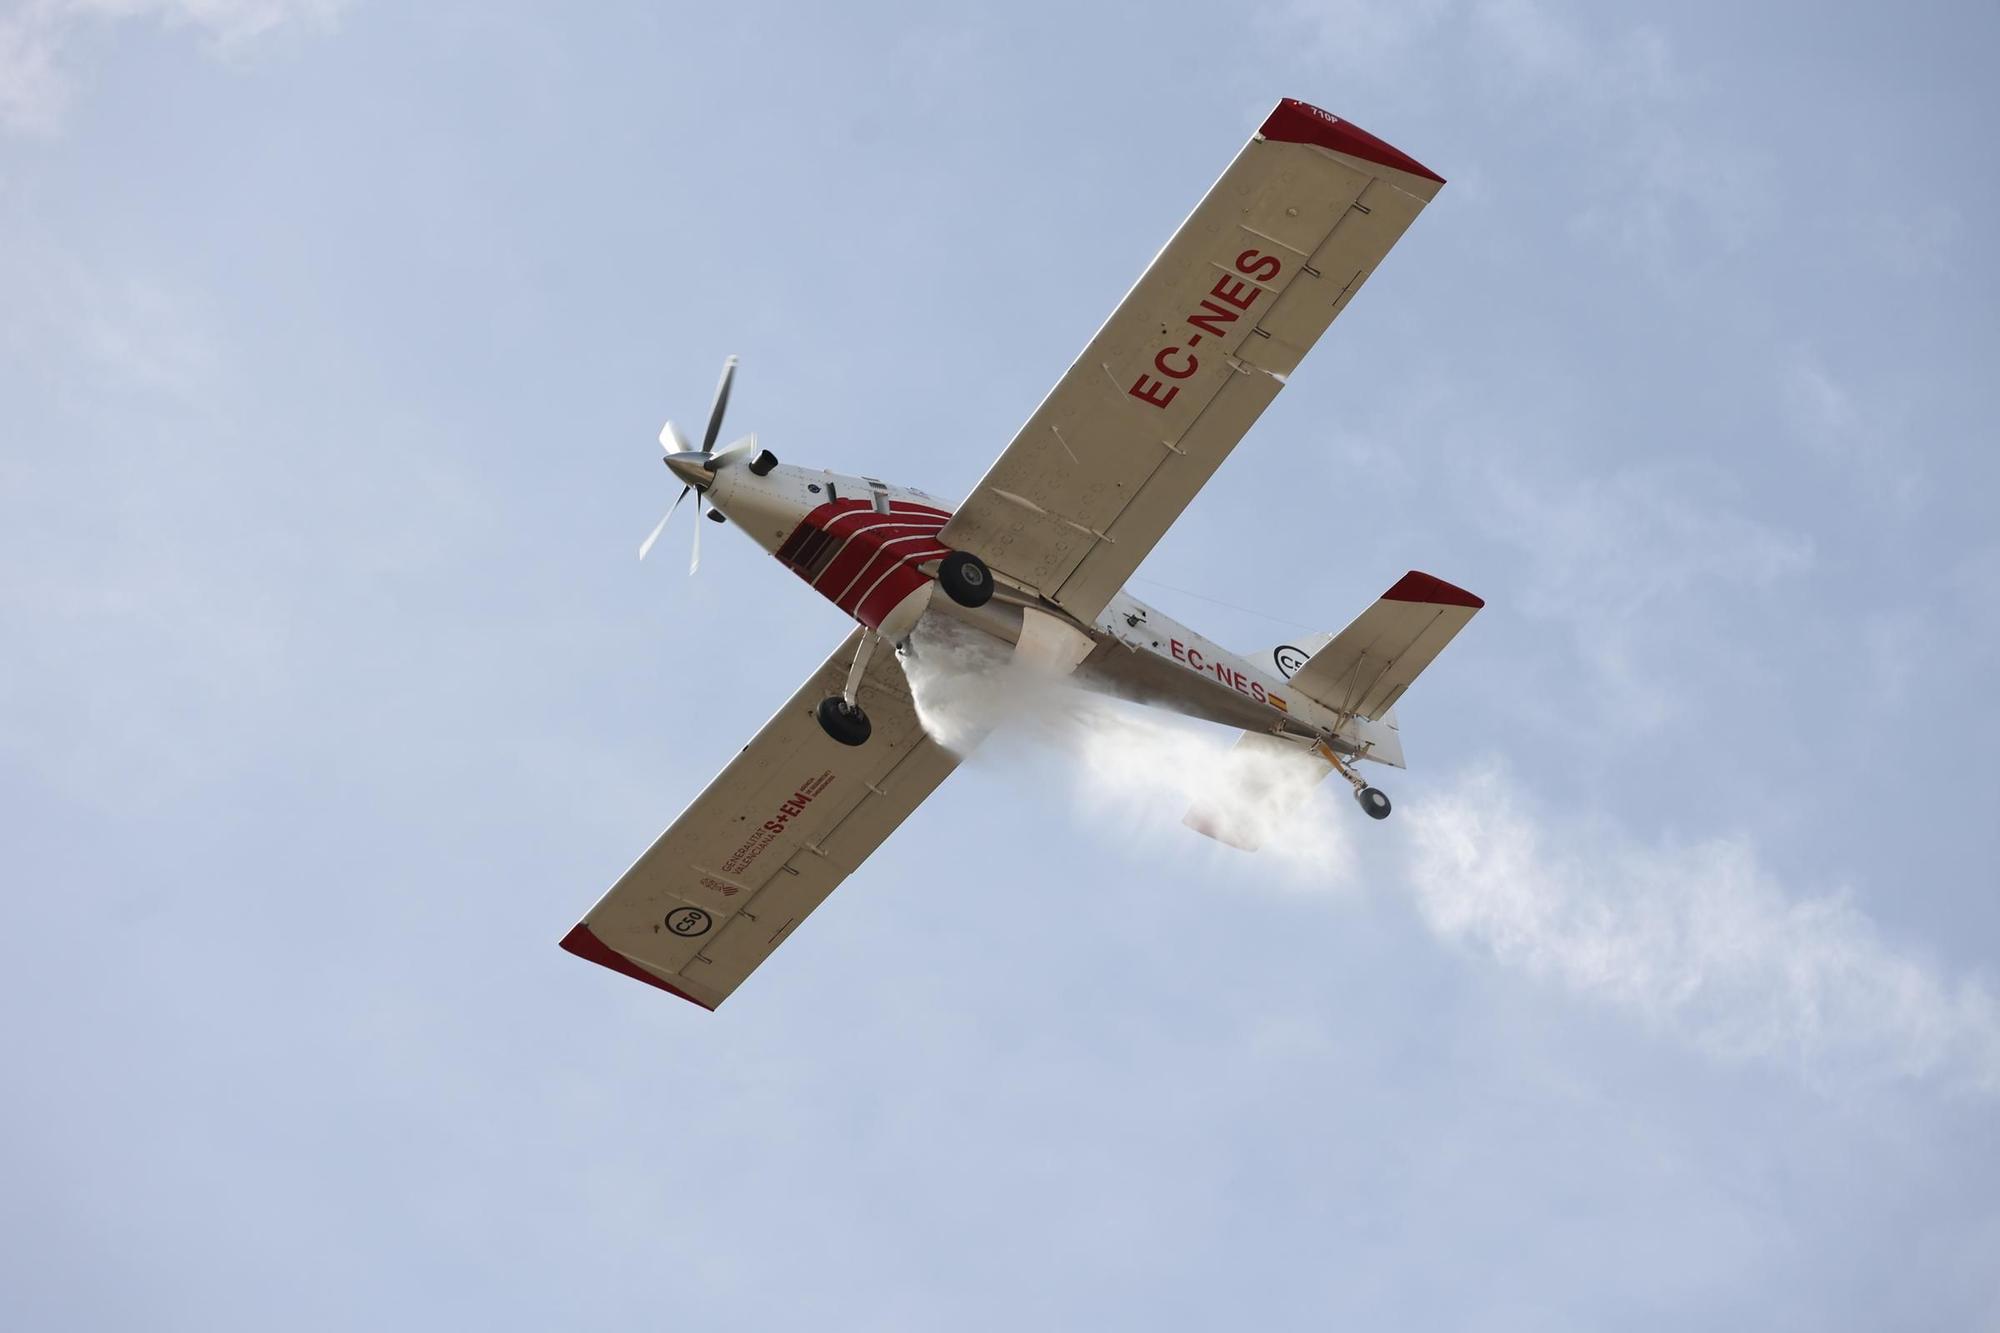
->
[772, 496, 959, 628]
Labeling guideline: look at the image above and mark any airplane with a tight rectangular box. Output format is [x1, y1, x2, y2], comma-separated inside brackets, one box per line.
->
[562, 98, 1482, 1010]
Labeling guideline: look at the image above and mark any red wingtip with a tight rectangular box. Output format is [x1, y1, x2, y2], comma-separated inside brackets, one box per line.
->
[559, 923, 716, 1010]
[1383, 571, 1484, 609]
[1259, 98, 1445, 184]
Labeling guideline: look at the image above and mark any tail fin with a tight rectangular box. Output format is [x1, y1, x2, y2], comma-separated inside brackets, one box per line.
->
[1283, 571, 1481, 720]
[1194, 573, 1477, 848]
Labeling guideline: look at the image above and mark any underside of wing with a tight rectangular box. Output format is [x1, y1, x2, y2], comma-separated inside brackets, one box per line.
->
[562, 627, 958, 1010]
[939, 99, 1445, 623]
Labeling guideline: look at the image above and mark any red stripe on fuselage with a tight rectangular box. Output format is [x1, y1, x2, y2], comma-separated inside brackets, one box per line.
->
[775, 498, 956, 630]
[813, 518, 946, 604]
[827, 529, 951, 605]
[854, 560, 937, 627]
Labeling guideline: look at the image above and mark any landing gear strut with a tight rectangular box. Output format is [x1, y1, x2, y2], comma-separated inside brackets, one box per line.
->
[1315, 740, 1392, 821]
[816, 628, 881, 747]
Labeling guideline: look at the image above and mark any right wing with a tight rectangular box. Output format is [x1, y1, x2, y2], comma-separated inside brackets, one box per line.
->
[562, 628, 957, 1010]
[938, 98, 1445, 623]
[1287, 572, 1483, 721]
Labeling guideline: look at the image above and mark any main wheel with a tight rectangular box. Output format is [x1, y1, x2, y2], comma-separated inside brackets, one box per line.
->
[1355, 786, 1392, 820]
[937, 550, 994, 608]
[816, 696, 872, 747]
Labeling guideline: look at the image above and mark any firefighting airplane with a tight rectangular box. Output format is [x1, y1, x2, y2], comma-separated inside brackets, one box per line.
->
[562, 98, 1482, 1009]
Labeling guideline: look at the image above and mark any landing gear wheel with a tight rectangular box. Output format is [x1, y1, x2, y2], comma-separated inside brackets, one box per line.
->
[1355, 786, 1392, 821]
[937, 550, 994, 608]
[816, 696, 872, 747]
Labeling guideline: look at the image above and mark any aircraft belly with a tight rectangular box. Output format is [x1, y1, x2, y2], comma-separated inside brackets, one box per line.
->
[1075, 638, 1285, 732]
[917, 590, 1292, 733]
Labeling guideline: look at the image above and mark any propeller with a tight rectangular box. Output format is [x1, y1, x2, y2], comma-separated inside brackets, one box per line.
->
[638, 355, 756, 573]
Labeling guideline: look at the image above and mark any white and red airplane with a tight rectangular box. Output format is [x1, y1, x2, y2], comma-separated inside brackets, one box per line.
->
[563, 98, 1481, 1009]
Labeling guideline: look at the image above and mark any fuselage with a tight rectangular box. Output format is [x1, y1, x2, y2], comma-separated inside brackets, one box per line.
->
[703, 457, 1396, 762]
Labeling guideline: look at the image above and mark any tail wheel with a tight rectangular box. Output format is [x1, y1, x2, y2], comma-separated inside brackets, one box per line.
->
[938, 550, 994, 608]
[816, 696, 871, 747]
[1355, 786, 1392, 820]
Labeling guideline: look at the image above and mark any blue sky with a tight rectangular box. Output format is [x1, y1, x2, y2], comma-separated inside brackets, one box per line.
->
[3, 1, 1997, 1327]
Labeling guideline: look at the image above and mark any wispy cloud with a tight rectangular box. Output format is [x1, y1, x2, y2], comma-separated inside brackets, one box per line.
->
[1406, 762, 2000, 1092]
[1859, 201, 1961, 279]
[1280, 0, 1774, 268]
[1473, 461, 1813, 730]
[1269, 0, 1455, 84]
[1781, 350, 1929, 515]
[0, 0, 344, 134]
[0, 234, 223, 400]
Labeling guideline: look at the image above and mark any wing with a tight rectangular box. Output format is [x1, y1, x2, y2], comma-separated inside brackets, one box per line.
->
[939, 99, 1444, 622]
[561, 628, 957, 1010]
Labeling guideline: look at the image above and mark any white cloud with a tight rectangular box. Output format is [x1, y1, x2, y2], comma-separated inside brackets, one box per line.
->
[0, 234, 222, 400]
[1471, 4, 1777, 266]
[1271, 0, 1454, 83]
[1281, 0, 1774, 266]
[1569, 120, 1777, 270]
[0, 0, 343, 134]
[0, 3, 66, 132]
[1473, 461, 1813, 729]
[1781, 350, 1928, 515]
[1861, 201, 1961, 279]
[1405, 762, 2000, 1091]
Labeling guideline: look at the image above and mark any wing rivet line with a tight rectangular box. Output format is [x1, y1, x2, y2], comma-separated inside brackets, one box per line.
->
[1236, 222, 1312, 256]
[1206, 261, 1280, 294]
[1223, 354, 1287, 384]
[1050, 424, 1080, 465]
[988, 488, 1115, 542]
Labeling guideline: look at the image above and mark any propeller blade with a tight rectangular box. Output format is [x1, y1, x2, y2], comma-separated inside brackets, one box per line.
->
[658, 420, 691, 454]
[709, 432, 756, 471]
[689, 489, 704, 575]
[700, 356, 738, 454]
[638, 484, 691, 560]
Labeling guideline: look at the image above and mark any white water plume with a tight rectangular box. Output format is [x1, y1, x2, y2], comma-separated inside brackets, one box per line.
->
[900, 613, 1361, 884]
[899, 613, 2000, 1091]
[1405, 765, 2000, 1091]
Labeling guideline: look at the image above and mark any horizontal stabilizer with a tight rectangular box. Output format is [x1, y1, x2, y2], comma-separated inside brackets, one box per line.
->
[1288, 571, 1482, 720]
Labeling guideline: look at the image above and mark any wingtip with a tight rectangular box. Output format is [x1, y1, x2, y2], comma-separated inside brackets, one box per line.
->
[559, 923, 717, 1011]
[1382, 570, 1483, 609]
[1259, 98, 1445, 184]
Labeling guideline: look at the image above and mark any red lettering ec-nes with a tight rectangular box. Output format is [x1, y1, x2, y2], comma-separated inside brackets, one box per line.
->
[1127, 249, 1285, 410]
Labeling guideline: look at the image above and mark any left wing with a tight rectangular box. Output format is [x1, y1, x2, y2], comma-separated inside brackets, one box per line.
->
[562, 628, 957, 1009]
[939, 99, 1444, 622]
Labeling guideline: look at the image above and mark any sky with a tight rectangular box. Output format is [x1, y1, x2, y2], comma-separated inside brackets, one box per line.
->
[3, 0, 1998, 1327]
